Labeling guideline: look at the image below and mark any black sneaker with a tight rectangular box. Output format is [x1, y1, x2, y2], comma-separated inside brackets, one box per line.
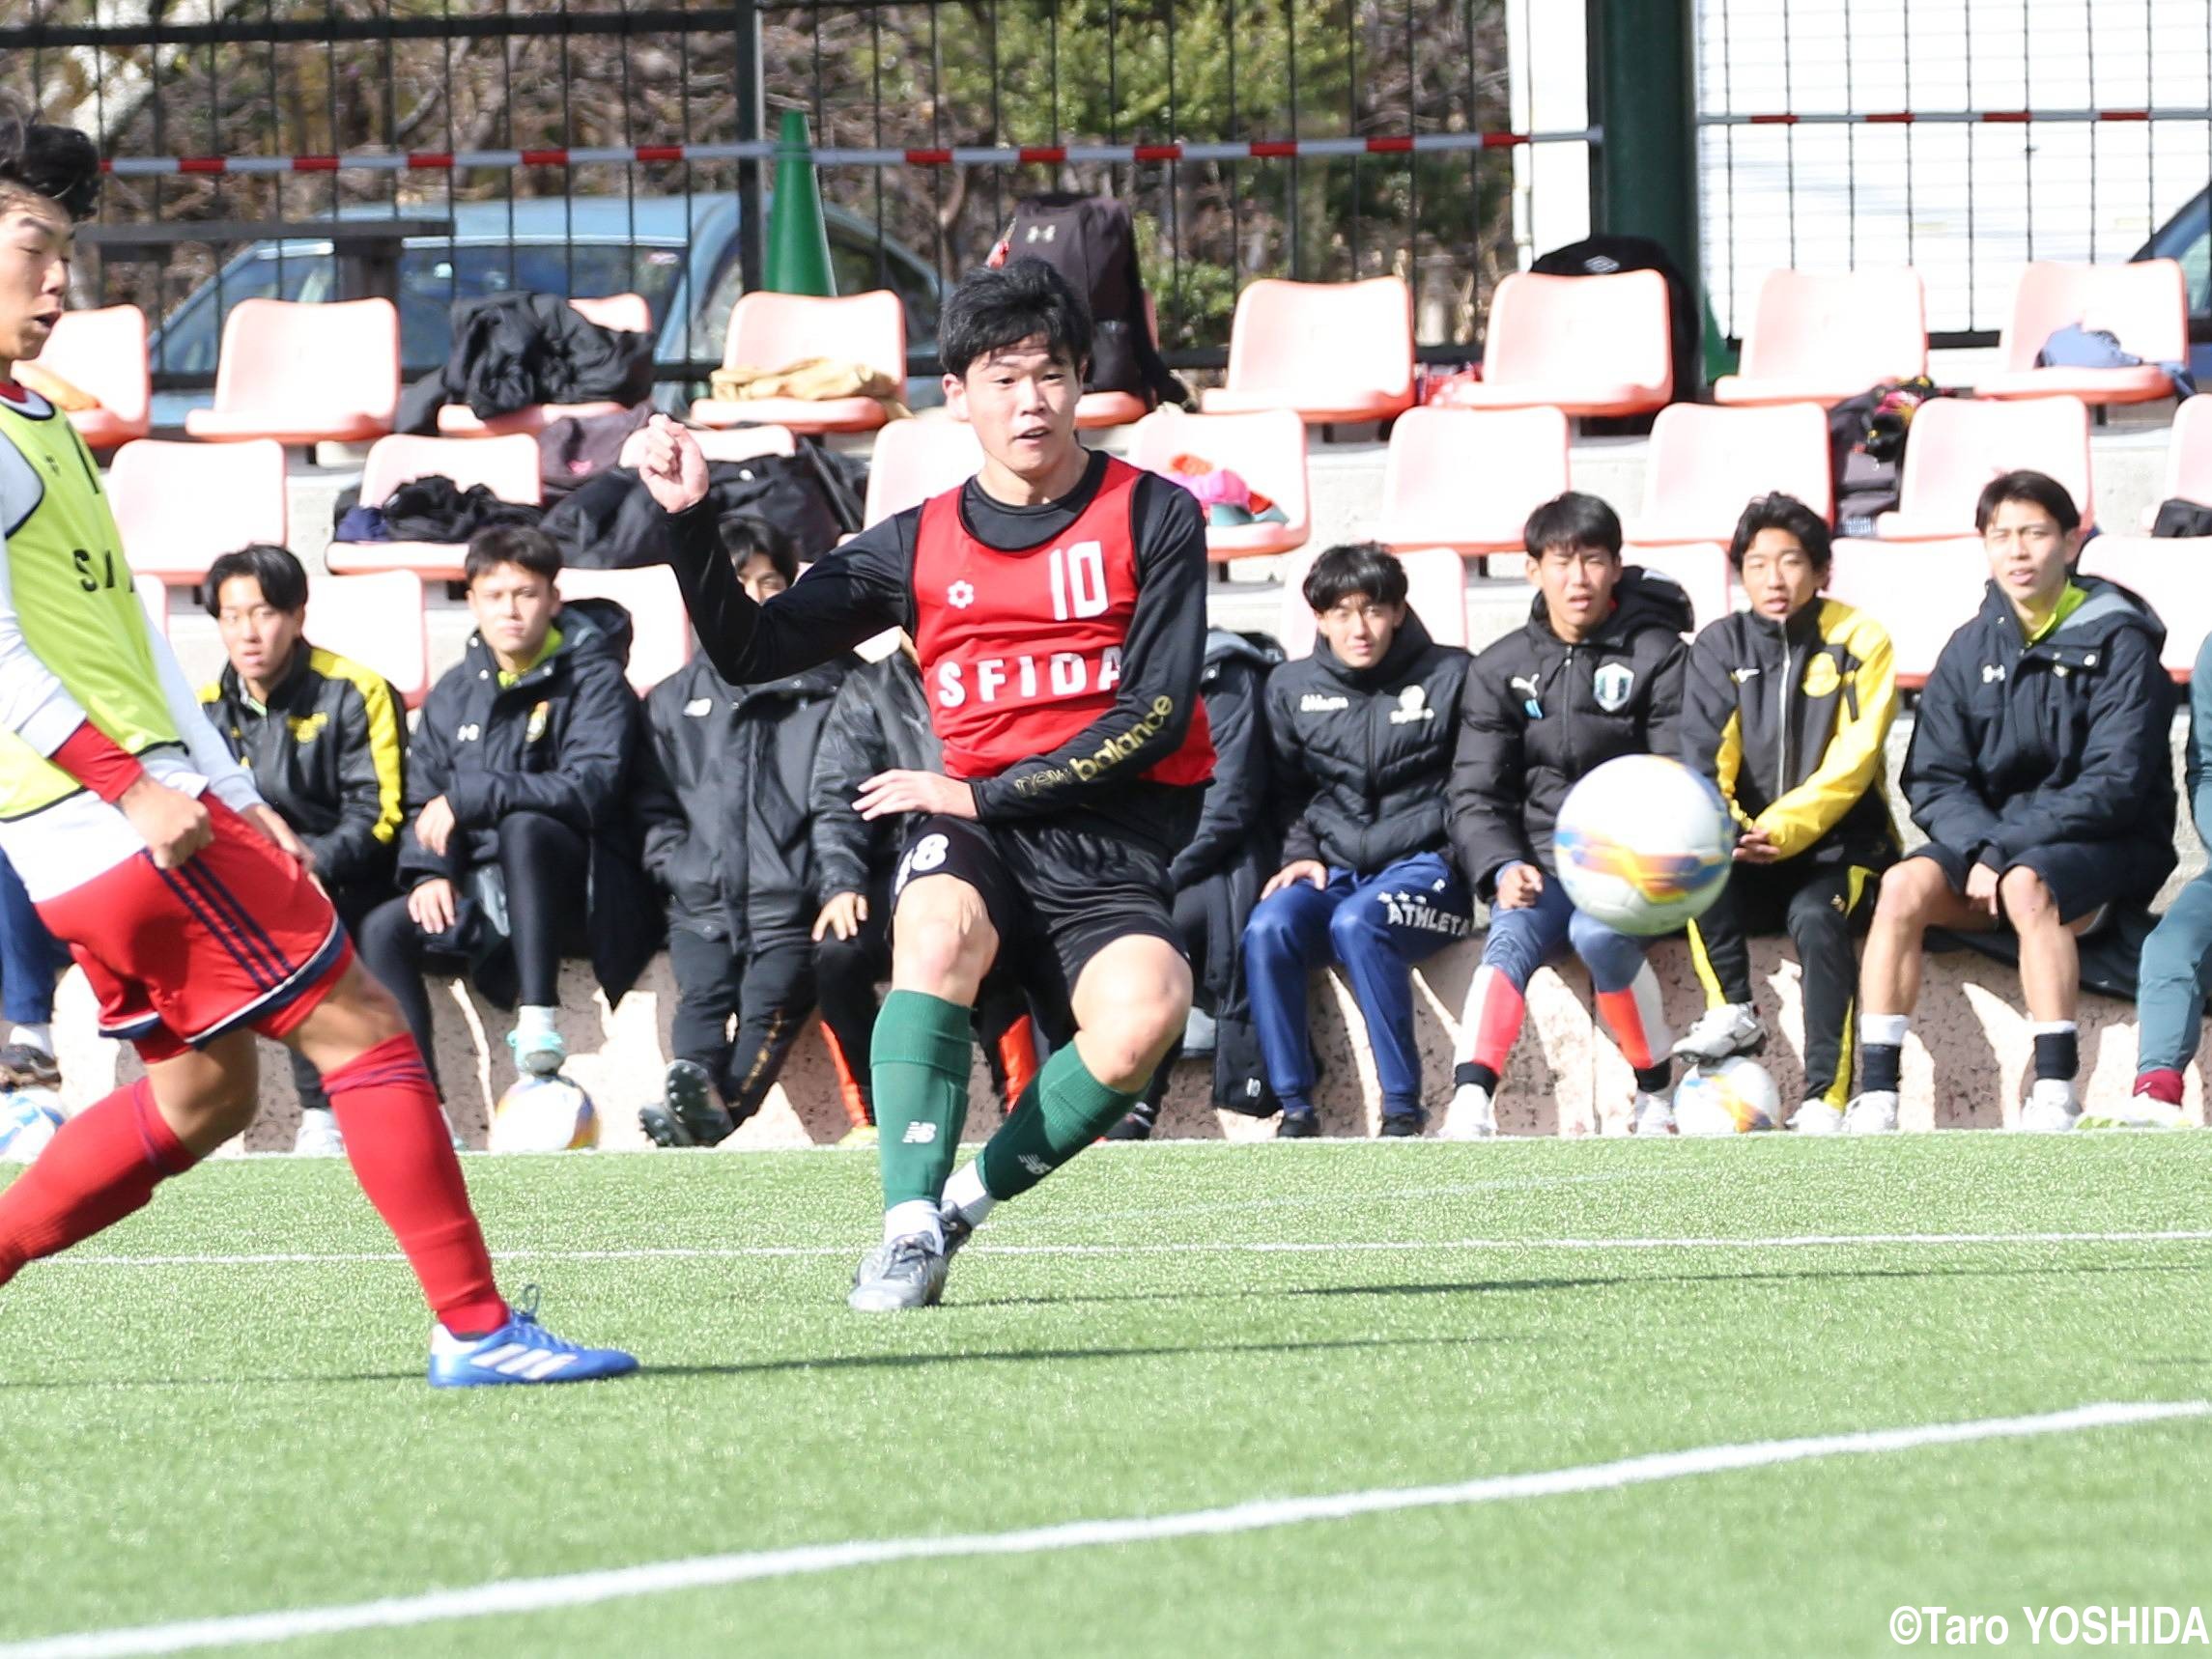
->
[1378, 1109, 1427, 1139]
[0, 1043, 60, 1091]
[638, 1059, 733, 1148]
[1276, 1107, 1320, 1139]
[1105, 1104, 1158, 1141]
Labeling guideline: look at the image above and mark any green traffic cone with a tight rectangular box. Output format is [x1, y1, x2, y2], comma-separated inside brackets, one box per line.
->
[763, 109, 837, 296]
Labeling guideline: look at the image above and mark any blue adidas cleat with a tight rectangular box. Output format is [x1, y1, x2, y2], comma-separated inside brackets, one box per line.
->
[428, 1288, 639, 1388]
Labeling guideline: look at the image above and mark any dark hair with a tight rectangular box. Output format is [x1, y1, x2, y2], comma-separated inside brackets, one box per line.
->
[1974, 468, 2082, 536]
[718, 513, 799, 584]
[939, 258, 1092, 380]
[1302, 542, 1408, 613]
[203, 544, 309, 618]
[1727, 492, 1833, 574]
[0, 115, 99, 222]
[1523, 492, 1623, 560]
[464, 523, 562, 586]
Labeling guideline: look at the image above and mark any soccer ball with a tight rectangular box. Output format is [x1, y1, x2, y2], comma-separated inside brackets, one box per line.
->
[489, 1074, 600, 1153]
[1551, 754, 1735, 936]
[1674, 1057, 1781, 1136]
[0, 1091, 68, 1164]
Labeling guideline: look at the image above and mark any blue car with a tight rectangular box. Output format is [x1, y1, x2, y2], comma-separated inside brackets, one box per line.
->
[144, 193, 945, 421]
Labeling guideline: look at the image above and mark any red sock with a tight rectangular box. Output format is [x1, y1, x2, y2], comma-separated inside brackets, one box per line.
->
[1464, 966, 1527, 1075]
[0, 1080, 197, 1284]
[2136, 1067, 2185, 1106]
[325, 1033, 506, 1337]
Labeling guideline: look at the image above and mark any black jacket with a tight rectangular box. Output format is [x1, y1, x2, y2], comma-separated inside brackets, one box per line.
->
[399, 596, 661, 1002]
[810, 649, 940, 905]
[396, 291, 654, 433]
[1450, 567, 1693, 894]
[1175, 630, 1284, 889]
[199, 642, 408, 894]
[1903, 575, 2178, 894]
[1265, 612, 1469, 876]
[638, 652, 848, 947]
[1680, 598, 1900, 869]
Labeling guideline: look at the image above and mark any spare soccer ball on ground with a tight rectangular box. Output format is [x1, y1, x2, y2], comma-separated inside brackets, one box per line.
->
[1551, 754, 1735, 936]
[0, 1091, 69, 1164]
[489, 1074, 600, 1153]
[1674, 1056, 1781, 1136]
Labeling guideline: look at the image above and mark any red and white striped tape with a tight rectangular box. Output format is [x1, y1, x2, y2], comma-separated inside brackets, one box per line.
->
[99, 127, 1594, 178]
[1700, 106, 2209, 128]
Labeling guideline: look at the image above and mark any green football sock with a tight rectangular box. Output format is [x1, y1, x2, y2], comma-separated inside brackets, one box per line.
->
[978, 1041, 1141, 1202]
[870, 990, 973, 1210]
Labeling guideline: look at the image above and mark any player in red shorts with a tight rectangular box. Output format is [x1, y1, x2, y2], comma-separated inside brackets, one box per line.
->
[0, 119, 633, 1386]
[637, 258, 1214, 1308]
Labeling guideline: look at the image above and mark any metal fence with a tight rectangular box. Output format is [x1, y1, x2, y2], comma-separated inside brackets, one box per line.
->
[1, 0, 1594, 388]
[1697, 0, 2212, 343]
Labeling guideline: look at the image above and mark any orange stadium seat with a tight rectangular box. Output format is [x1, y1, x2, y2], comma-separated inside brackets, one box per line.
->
[1713, 268, 1928, 408]
[107, 438, 287, 584]
[1625, 544, 1733, 637]
[691, 291, 906, 436]
[1825, 537, 1990, 688]
[1200, 277, 1415, 426]
[1631, 402, 1832, 546]
[2144, 394, 2212, 528]
[1374, 406, 1571, 562]
[1875, 395, 2092, 541]
[438, 294, 655, 437]
[32, 304, 151, 450]
[326, 434, 542, 581]
[1975, 261, 2188, 407]
[693, 424, 798, 464]
[302, 571, 431, 708]
[557, 565, 694, 692]
[863, 418, 985, 526]
[1127, 407, 1310, 562]
[1445, 270, 1672, 419]
[184, 297, 398, 445]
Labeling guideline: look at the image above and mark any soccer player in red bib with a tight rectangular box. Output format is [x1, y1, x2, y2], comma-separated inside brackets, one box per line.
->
[638, 259, 1214, 1308]
[0, 119, 634, 1385]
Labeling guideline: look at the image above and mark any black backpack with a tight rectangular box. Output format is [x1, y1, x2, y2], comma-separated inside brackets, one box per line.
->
[991, 194, 1188, 409]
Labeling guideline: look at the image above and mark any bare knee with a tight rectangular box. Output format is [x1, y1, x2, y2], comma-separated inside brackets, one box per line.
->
[889, 877, 998, 1003]
[1072, 943, 1193, 1088]
[1999, 866, 2060, 929]
[1875, 860, 1948, 929]
[147, 1035, 261, 1154]
[289, 959, 411, 1074]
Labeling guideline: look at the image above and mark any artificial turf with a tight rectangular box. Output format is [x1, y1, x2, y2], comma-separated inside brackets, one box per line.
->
[4, 1132, 2210, 1656]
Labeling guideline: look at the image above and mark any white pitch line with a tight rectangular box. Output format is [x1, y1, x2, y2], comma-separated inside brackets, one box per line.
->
[47, 1227, 2212, 1269]
[5, 1399, 2203, 1659]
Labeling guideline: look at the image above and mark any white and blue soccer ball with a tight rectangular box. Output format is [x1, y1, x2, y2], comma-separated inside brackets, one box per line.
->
[1674, 1057, 1781, 1136]
[0, 1091, 69, 1164]
[1552, 754, 1736, 937]
[489, 1073, 600, 1153]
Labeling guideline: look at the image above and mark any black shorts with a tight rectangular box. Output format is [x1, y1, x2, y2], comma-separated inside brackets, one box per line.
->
[893, 814, 1183, 1026]
[1910, 840, 2134, 931]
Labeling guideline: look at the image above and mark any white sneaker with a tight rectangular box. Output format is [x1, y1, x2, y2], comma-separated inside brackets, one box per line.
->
[2016, 1081, 2081, 1134]
[2078, 1096, 2190, 1131]
[1631, 1090, 1676, 1136]
[293, 1107, 345, 1157]
[1790, 1100, 1845, 1136]
[1439, 1083, 1497, 1140]
[1671, 1002, 1765, 1063]
[1843, 1092, 1899, 1135]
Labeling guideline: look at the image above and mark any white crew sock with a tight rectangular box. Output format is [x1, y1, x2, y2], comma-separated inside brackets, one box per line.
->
[8, 1023, 52, 1055]
[884, 1199, 945, 1251]
[517, 1005, 557, 1039]
[941, 1159, 997, 1227]
[1859, 1013, 1909, 1049]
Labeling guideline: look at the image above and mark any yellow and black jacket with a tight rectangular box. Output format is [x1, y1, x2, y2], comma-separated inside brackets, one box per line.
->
[200, 642, 407, 893]
[1680, 597, 1900, 869]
